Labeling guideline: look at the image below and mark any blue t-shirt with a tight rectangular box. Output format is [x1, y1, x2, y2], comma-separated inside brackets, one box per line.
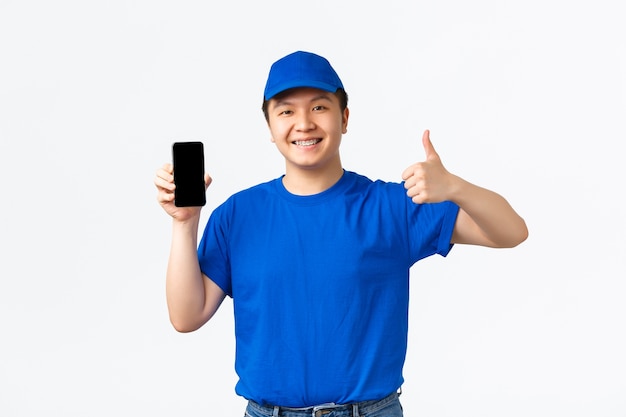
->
[198, 170, 459, 407]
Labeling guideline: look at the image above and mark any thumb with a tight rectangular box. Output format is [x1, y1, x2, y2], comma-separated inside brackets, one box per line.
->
[422, 129, 439, 160]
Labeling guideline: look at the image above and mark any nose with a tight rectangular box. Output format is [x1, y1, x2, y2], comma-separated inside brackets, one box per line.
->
[295, 112, 315, 131]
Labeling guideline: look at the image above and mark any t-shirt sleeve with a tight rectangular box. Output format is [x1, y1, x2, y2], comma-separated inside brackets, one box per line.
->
[408, 199, 460, 263]
[436, 201, 460, 256]
[197, 205, 233, 297]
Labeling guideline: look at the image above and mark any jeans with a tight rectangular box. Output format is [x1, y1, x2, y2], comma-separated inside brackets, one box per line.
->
[244, 391, 403, 417]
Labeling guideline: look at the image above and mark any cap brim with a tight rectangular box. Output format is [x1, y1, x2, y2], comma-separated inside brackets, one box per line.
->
[264, 80, 339, 101]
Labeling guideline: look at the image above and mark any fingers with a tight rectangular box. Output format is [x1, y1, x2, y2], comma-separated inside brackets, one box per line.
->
[155, 164, 175, 192]
[401, 163, 416, 181]
[402, 130, 432, 181]
[155, 163, 213, 206]
[401, 130, 442, 203]
[155, 163, 176, 207]
[156, 163, 173, 180]
[402, 164, 425, 193]
[158, 189, 175, 204]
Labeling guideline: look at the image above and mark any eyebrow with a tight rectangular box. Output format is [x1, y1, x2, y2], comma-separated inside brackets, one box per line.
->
[273, 93, 333, 108]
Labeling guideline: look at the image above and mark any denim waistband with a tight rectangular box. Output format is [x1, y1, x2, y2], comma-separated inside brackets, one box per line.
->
[247, 390, 401, 417]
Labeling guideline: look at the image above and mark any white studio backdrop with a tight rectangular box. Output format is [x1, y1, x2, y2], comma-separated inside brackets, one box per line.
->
[1, 1, 624, 416]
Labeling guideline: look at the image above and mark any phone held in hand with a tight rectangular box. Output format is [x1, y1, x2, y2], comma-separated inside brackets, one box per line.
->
[172, 141, 206, 207]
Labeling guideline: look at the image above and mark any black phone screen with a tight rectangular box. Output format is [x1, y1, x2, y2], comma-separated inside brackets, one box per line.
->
[172, 141, 206, 207]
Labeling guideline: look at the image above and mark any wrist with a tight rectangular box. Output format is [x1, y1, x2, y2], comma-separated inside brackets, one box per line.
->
[445, 173, 466, 203]
[172, 215, 200, 233]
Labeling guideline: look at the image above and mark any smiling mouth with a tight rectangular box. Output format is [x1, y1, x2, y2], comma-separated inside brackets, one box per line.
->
[293, 139, 322, 146]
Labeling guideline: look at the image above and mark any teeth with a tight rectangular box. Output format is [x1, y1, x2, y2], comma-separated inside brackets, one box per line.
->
[294, 139, 320, 146]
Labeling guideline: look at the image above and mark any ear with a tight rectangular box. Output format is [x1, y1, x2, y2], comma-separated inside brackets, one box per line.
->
[342, 107, 349, 134]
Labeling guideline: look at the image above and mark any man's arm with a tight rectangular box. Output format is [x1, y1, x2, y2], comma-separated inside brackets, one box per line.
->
[448, 180, 528, 247]
[165, 218, 226, 332]
[402, 130, 528, 248]
[155, 163, 226, 332]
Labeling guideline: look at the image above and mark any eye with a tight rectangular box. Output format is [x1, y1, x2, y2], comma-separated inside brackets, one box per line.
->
[278, 109, 293, 116]
[312, 105, 326, 111]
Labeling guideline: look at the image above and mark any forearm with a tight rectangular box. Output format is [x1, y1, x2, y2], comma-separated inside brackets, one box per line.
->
[165, 217, 207, 331]
[450, 175, 528, 248]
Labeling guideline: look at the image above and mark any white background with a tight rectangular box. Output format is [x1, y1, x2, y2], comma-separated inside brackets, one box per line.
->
[1, 1, 624, 416]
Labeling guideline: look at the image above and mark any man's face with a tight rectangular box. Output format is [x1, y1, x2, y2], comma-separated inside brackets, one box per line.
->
[267, 88, 349, 174]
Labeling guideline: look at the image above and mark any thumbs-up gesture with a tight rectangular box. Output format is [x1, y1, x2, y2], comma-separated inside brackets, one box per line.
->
[402, 130, 455, 204]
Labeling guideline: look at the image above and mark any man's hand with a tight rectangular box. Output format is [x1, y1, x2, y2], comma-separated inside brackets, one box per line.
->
[154, 163, 212, 221]
[401, 130, 455, 204]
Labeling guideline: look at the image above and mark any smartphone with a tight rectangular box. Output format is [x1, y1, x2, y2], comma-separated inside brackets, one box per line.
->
[172, 141, 206, 207]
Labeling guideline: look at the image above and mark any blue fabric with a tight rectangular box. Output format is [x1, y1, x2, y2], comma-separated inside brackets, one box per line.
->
[263, 51, 344, 100]
[198, 170, 459, 407]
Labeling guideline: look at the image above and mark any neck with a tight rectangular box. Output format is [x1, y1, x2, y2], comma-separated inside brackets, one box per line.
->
[282, 163, 344, 196]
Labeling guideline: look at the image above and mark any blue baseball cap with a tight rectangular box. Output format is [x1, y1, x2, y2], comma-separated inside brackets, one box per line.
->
[263, 51, 344, 100]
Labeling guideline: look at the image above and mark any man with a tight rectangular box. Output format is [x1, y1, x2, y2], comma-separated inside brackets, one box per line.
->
[154, 50, 528, 416]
